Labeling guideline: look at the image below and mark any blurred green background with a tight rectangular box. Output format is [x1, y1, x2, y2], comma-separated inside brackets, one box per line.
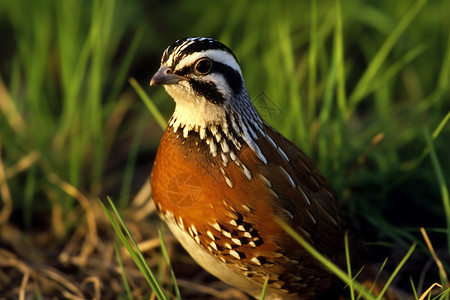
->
[0, 0, 449, 298]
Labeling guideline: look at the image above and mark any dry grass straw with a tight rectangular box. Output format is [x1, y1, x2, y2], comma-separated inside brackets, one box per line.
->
[417, 227, 448, 299]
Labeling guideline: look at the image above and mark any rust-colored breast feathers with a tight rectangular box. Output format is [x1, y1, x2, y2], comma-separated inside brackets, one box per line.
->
[151, 123, 346, 298]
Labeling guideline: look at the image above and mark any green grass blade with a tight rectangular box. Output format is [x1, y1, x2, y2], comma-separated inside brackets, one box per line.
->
[360, 44, 426, 101]
[409, 277, 419, 300]
[119, 114, 146, 209]
[437, 20, 450, 91]
[115, 242, 134, 300]
[130, 77, 167, 131]
[158, 229, 181, 300]
[435, 287, 450, 300]
[345, 232, 355, 300]
[334, 0, 347, 119]
[99, 197, 167, 300]
[348, 0, 429, 114]
[318, 57, 337, 174]
[275, 218, 376, 300]
[260, 276, 269, 300]
[366, 258, 388, 298]
[424, 129, 450, 256]
[107, 197, 166, 299]
[108, 27, 145, 103]
[432, 111, 450, 141]
[308, 0, 318, 121]
[375, 243, 417, 300]
[404, 110, 450, 170]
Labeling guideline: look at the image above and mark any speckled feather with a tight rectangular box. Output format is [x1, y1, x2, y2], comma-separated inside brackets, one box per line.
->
[152, 123, 346, 299]
[151, 37, 347, 300]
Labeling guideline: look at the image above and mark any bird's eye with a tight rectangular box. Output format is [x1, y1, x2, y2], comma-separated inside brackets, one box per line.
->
[194, 59, 212, 75]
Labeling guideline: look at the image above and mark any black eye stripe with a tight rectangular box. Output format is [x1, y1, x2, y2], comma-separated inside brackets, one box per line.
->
[161, 38, 246, 104]
[190, 79, 226, 104]
[175, 66, 191, 76]
[212, 62, 243, 96]
[174, 61, 243, 97]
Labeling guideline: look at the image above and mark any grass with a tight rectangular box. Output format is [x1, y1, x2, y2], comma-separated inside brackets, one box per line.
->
[101, 197, 167, 300]
[0, 0, 449, 298]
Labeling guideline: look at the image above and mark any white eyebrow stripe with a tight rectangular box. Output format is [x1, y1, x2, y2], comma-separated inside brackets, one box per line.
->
[172, 49, 242, 76]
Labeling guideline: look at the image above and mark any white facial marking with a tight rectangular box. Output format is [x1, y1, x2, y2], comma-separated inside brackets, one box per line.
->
[162, 39, 271, 177]
[172, 49, 242, 77]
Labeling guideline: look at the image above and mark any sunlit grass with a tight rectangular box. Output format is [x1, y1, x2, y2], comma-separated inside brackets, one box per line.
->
[0, 0, 144, 228]
[0, 0, 449, 298]
[277, 217, 418, 300]
[100, 197, 169, 300]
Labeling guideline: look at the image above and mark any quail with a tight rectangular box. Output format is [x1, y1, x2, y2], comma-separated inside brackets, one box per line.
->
[150, 37, 346, 299]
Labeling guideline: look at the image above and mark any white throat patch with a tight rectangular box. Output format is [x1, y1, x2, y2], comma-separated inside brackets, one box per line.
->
[166, 82, 227, 139]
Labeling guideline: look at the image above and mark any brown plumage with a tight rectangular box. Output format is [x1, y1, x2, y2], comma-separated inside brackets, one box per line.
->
[150, 37, 347, 299]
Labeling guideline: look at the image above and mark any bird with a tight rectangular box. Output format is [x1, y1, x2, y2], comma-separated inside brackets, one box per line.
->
[150, 37, 347, 300]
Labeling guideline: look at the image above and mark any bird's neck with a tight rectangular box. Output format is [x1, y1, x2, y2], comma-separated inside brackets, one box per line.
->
[167, 93, 267, 164]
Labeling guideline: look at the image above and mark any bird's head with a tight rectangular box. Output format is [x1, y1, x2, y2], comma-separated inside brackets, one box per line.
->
[151, 37, 261, 136]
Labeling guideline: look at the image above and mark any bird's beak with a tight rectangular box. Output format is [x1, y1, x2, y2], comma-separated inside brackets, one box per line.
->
[150, 65, 189, 86]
